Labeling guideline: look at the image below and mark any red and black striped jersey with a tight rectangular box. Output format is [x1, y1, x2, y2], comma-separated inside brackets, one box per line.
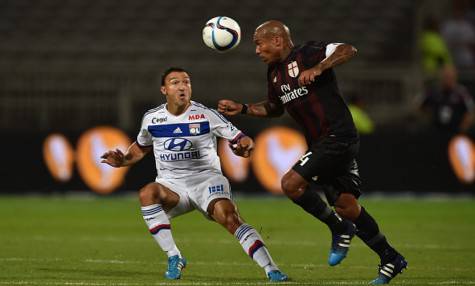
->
[267, 41, 358, 144]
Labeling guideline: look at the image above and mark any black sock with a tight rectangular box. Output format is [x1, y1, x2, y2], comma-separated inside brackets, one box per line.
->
[292, 187, 347, 234]
[354, 207, 398, 263]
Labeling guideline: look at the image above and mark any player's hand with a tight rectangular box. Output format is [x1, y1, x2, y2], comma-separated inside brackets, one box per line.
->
[100, 149, 125, 168]
[231, 136, 254, 158]
[298, 67, 322, 86]
[218, 99, 243, 116]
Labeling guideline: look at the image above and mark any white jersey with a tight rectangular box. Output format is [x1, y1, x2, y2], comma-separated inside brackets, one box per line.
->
[137, 101, 243, 180]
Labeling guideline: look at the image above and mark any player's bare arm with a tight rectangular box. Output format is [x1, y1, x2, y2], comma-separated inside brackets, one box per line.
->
[218, 99, 284, 117]
[101, 142, 152, 167]
[298, 44, 357, 86]
[231, 136, 254, 158]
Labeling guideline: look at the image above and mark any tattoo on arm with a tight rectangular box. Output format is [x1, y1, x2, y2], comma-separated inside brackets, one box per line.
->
[318, 44, 357, 71]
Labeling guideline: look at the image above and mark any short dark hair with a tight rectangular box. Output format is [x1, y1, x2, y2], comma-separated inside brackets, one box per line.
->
[161, 67, 189, 86]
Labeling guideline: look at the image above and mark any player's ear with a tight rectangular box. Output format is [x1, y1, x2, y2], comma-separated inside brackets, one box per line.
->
[160, 86, 166, 95]
[272, 36, 283, 48]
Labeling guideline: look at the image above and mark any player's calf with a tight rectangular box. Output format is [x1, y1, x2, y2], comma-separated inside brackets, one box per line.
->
[141, 203, 186, 279]
[234, 223, 288, 282]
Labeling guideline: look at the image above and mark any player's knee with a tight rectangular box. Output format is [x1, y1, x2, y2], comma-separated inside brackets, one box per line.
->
[281, 174, 294, 195]
[138, 183, 159, 205]
[281, 173, 304, 199]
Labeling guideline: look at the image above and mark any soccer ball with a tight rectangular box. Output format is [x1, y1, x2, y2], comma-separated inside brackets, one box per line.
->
[202, 16, 241, 52]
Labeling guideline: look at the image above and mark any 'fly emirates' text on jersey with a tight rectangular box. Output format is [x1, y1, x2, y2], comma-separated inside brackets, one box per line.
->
[137, 101, 242, 180]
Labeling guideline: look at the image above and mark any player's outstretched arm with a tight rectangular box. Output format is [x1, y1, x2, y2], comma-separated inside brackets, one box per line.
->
[299, 43, 357, 86]
[101, 142, 151, 168]
[218, 99, 284, 117]
[217, 99, 242, 116]
[231, 136, 254, 158]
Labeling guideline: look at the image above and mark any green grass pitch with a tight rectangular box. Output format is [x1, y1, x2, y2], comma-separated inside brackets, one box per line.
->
[0, 195, 474, 285]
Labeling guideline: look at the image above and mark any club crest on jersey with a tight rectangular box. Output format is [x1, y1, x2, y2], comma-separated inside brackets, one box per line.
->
[288, 61, 299, 78]
[189, 123, 201, 135]
[189, 114, 205, 121]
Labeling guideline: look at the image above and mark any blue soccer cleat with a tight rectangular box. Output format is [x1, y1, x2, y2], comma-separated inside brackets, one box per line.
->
[164, 255, 186, 280]
[370, 254, 408, 285]
[328, 221, 357, 266]
[267, 270, 289, 282]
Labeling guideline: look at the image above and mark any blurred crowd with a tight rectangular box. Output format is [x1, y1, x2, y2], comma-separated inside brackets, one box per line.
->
[417, 0, 475, 185]
[419, 0, 475, 140]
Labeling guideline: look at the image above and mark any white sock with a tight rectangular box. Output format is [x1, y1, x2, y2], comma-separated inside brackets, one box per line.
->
[141, 204, 180, 258]
[234, 224, 278, 274]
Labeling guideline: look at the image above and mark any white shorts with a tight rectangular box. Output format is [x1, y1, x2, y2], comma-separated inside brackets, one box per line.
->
[155, 173, 233, 219]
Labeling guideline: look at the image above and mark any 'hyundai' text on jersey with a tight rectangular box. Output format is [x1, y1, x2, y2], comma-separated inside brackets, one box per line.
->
[137, 101, 243, 180]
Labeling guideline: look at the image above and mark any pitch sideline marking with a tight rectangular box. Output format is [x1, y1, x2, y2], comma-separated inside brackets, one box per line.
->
[21, 235, 474, 251]
[1, 257, 475, 272]
[1, 280, 475, 285]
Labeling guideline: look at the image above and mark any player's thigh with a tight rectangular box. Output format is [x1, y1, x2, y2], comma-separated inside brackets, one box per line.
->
[318, 159, 362, 206]
[292, 138, 359, 183]
[139, 182, 179, 210]
[189, 173, 234, 220]
[155, 178, 194, 219]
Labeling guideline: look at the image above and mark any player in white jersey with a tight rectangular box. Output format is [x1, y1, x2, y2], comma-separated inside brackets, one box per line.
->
[100, 67, 288, 282]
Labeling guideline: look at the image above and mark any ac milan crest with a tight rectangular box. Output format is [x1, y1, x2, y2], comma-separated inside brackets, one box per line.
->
[288, 61, 299, 78]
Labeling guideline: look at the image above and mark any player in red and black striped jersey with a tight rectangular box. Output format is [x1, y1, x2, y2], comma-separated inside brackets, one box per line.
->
[266, 39, 358, 145]
[218, 20, 407, 285]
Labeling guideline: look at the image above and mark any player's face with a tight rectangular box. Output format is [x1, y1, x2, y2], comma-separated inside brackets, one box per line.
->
[253, 32, 281, 64]
[161, 71, 192, 107]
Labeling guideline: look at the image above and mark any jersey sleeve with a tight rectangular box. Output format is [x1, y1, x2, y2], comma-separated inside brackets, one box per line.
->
[301, 41, 327, 68]
[136, 114, 153, 147]
[302, 41, 344, 69]
[206, 108, 244, 143]
[325, 43, 343, 57]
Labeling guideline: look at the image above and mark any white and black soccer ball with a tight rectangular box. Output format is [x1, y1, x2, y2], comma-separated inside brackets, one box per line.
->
[202, 16, 241, 52]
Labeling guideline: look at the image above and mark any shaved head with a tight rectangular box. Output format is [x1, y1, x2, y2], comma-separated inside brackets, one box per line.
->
[255, 20, 292, 44]
[253, 20, 294, 64]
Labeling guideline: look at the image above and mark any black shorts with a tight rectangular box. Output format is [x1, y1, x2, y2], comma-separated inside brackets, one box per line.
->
[292, 137, 362, 205]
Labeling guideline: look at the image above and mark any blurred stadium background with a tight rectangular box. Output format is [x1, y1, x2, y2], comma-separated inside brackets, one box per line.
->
[1, 1, 475, 285]
[1, 0, 474, 194]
